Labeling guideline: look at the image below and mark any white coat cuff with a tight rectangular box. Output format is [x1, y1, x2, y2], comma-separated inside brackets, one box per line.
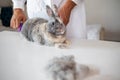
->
[13, 1, 25, 11]
[72, 0, 82, 5]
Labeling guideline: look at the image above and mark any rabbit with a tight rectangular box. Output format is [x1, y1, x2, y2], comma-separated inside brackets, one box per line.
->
[21, 5, 70, 48]
[45, 55, 76, 80]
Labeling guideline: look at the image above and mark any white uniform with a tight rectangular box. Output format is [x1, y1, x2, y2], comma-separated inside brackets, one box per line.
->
[12, 0, 87, 39]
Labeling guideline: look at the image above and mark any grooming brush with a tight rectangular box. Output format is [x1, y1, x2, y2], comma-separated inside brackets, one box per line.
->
[18, 23, 23, 31]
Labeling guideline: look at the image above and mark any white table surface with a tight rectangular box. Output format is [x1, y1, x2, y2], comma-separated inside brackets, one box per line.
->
[0, 31, 120, 80]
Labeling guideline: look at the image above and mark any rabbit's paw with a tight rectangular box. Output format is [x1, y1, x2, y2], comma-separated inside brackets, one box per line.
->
[55, 43, 68, 49]
[65, 40, 71, 46]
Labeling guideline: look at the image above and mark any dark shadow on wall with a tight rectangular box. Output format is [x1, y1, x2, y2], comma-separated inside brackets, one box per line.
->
[0, 0, 13, 27]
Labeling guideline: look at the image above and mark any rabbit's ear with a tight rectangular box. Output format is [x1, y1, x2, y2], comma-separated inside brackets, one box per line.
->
[46, 5, 55, 17]
[53, 4, 58, 16]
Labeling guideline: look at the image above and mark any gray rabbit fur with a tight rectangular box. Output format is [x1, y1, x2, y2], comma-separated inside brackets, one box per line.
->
[46, 55, 77, 80]
[45, 55, 90, 80]
[21, 5, 70, 48]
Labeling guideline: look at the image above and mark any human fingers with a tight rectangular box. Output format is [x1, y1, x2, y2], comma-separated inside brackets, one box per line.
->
[10, 16, 16, 29]
[22, 16, 27, 23]
[15, 18, 21, 29]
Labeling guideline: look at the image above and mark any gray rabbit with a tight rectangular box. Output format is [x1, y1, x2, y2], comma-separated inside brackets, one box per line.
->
[21, 5, 70, 48]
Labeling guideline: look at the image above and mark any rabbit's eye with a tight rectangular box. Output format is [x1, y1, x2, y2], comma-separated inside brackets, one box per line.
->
[52, 22, 55, 25]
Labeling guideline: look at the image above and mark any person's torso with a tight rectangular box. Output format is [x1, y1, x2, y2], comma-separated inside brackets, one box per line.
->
[26, 0, 64, 19]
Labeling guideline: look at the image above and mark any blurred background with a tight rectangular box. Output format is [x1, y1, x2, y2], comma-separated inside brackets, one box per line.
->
[85, 0, 120, 41]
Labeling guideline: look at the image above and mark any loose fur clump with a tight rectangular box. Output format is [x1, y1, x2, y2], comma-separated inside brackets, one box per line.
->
[45, 55, 77, 80]
[21, 5, 70, 48]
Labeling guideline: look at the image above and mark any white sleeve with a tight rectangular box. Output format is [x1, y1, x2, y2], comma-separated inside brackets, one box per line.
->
[12, 0, 26, 10]
[72, 0, 83, 5]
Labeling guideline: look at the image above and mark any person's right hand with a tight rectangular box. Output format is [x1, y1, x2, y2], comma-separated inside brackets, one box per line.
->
[10, 8, 27, 29]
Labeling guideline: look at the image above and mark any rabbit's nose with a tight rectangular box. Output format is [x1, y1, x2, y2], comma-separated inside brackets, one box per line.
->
[59, 28, 65, 33]
[59, 27, 62, 30]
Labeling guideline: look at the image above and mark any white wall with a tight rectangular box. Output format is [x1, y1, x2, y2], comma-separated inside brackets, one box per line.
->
[85, 0, 120, 41]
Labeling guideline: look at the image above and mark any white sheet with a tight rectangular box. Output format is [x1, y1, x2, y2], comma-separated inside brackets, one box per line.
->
[0, 31, 120, 80]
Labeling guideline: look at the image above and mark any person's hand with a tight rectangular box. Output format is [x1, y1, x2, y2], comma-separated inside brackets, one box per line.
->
[10, 8, 27, 29]
[58, 0, 76, 26]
